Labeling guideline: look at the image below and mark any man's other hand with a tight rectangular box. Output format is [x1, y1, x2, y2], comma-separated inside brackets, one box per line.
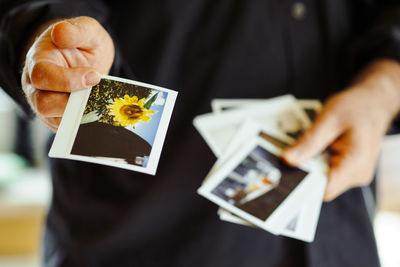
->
[283, 59, 400, 202]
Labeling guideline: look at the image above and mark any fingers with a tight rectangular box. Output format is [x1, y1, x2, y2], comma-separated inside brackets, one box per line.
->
[51, 16, 105, 49]
[29, 90, 65, 132]
[30, 90, 69, 117]
[324, 150, 355, 201]
[23, 86, 66, 132]
[283, 105, 344, 165]
[42, 117, 62, 132]
[30, 61, 100, 91]
[324, 132, 377, 201]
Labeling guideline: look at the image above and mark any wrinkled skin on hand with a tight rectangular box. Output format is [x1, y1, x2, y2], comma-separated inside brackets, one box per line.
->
[21, 16, 114, 131]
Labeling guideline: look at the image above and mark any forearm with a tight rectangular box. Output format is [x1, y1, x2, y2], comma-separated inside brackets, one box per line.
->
[351, 59, 400, 129]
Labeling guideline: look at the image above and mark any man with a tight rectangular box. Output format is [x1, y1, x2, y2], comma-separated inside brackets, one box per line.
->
[1, 1, 400, 266]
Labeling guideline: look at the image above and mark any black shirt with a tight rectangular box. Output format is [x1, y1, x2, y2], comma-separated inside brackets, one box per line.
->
[2, 1, 400, 266]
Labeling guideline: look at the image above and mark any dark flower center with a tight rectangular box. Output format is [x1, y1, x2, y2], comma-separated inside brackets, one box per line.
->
[120, 105, 143, 119]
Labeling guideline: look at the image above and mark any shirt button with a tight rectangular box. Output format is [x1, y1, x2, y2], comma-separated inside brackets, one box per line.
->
[291, 2, 307, 20]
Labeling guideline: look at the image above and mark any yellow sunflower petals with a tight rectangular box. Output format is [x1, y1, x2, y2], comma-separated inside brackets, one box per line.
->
[106, 94, 156, 126]
[123, 95, 130, 101]
[142, 115, 151, 122]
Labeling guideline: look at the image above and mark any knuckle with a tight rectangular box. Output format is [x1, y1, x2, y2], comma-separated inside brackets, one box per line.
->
[59, 73, 70, 91]
[31, 62, 71, 91]
[25, 85, 38, 104]
[30, 62, 46, 88]
[35, 93, 50, 116]
[62, 72, 73, 91]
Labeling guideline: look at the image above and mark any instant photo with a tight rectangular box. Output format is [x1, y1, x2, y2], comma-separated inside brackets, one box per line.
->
[193, 96, 311, 156]
[49, 75, 177, 175]
[210, 145, 307, 221]
[211, 97, 322, 120]
[198, 100, 327, 240]
[198, 137, 322, 234]
[209, 97, 321, 138]
[202, 120, 296, 184]
[210, 95, 294, 113]
[209, 120, 325, 242]
[297, 100, 322, 122]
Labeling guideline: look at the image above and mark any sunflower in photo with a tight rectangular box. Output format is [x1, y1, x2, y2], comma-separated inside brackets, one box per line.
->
[107, 95, 155, 127]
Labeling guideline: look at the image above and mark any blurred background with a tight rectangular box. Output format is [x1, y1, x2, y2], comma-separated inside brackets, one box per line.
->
[0, 89, 51, 267]
[0, 89, 399, 267]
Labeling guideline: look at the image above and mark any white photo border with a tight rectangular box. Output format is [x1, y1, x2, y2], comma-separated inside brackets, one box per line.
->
[193, 95, 311, 157]
[198, 136, 323, 234]
[49, 75, 178, 175]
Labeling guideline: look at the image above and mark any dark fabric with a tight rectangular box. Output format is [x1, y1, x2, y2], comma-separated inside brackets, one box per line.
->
[2, 0, 398, 266]
[14, 114, 34, 165]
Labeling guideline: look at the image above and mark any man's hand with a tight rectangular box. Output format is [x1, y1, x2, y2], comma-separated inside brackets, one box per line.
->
[21, 16, 114, 131]
[283, 59, 400, 201]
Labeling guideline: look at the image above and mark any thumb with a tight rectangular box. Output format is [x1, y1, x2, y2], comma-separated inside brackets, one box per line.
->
[282, 107, 344, 166]
[51, 16, 105, 49]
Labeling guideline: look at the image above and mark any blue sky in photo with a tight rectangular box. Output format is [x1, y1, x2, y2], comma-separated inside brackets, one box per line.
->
[125, 90, 167, 146]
